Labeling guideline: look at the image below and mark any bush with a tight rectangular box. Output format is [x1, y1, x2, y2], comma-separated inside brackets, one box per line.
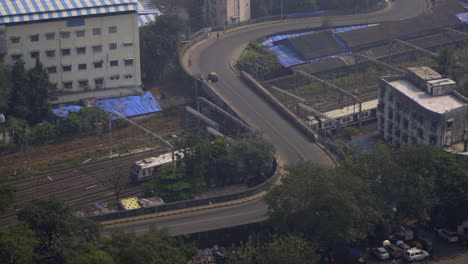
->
[31, 121, 57, 144]
[0, 143, 16, 153]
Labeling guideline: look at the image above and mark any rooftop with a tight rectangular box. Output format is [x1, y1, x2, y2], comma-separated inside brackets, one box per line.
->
[388, 79, 465, 114]
[408, 67, 443, 81]
[0, 0, 159, 26]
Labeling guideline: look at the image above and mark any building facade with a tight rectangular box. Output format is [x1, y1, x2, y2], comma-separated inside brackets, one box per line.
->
[378, 67, 468, 148]
[0, 0, 159, 104]
[206, 0, 251, 27]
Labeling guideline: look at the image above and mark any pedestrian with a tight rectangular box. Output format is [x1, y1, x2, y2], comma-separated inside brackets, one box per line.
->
[216, 32, 220, 39]
[189, 58, 192, 67]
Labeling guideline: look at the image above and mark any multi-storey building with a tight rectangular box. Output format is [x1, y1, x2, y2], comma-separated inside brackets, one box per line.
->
[206, 0, 251, 27]
[378, 67, 468, 148]
[0, 0, 159, 104]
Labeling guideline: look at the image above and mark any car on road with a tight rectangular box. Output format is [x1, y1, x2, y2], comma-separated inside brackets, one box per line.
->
[207, 72, 218, 82]
[436, 228, 459, 243]
[403, 248, 429, 262]
[372, 247, 390, 260]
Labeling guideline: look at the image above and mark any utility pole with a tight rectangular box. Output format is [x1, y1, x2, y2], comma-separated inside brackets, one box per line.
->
[280, 0, 283, 20]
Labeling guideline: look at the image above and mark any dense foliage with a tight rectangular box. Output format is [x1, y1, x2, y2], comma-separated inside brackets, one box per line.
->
[267, 144, 468, 247]
[140, 15, 185, 83]
[144, 133, 276, 202]
[238, 41, 285, 80]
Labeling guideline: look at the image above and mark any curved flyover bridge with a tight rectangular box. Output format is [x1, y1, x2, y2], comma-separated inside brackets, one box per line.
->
[104, 0, 429, 236]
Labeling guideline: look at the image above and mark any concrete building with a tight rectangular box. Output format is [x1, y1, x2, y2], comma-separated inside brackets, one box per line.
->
[206, 0, 251, 27]
[378, 67, 468, 148]
[0, 0, 159, 104]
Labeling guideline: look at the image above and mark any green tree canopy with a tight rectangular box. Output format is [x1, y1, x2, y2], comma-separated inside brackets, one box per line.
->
[0, 224, 38, 264]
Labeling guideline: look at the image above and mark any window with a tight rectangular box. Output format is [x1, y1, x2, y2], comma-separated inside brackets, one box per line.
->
[124, 74, 133, 79]
[75, 30, 85, 38]
[92, 28, 101, 36]
[62, 65, 72, 72]
[110, 60, 119, 67]
[108, 26, 117, 34]
[92, 45, 102, 53]
[45, 32, 55, 40]
[46, 50, 56, 57]
[123, 41, 133, 47]
[110, 75, 120, 80]
[124, 58, 134, 66]
[95, 78, 104, 88]
[67, 19, 85, 27]
[78, 63, 87, 70]
[47, 66, 57, 74]
[78, 80, 89, 88]
[30, 34, 39, 42]
[109, 43, 117, 50]
[60, 31, 70, 38]
[94, 61, 103, 68]
[76, 47, 86, 54]
[30, 51, 40, 59]
[64, 82, 73, 89]
[10, 37, 20, 44]
[61, 49, 71, 56]
[11, 54, 22, 61]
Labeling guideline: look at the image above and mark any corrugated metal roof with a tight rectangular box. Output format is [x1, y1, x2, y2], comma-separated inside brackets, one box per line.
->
[97, 92, 162, 119]
[0, 0, 139, 25]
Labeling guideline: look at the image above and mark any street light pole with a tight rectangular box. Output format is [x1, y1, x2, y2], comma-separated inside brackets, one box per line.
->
[280, 0, 283, 20]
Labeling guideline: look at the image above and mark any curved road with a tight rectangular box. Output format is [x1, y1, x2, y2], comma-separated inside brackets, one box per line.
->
[104, 0, 429, 235]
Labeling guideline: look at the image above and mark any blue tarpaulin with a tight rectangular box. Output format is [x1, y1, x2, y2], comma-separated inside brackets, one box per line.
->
[52, 105, 82, 117]
[457, 12, 468, 23]
[263, 24, 377, 67]
[96, 92, 161, 119]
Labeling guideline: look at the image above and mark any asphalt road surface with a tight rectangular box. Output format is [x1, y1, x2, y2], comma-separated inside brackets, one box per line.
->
[104, 0, 429, 236]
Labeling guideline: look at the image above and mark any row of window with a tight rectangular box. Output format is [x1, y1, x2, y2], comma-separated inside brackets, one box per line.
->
[10, 42, 133, 61]
[46, 59, 134, 73]
[62, 74, 134, 89]
[10, 26, 118, 44]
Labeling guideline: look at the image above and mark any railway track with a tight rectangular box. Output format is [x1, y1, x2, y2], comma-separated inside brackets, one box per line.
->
[0, 146, 176, 227]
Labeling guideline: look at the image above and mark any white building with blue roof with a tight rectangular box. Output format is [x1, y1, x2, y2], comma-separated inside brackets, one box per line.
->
[0, 0, 160, 103]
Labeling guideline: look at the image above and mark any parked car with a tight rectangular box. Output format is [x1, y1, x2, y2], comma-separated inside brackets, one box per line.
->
[403, 248, 429, 262]
[385, 244, 403, 259]
[436, 229, 459, 243]
[372, 247, 390, 260]
[396, 240, 411, 250]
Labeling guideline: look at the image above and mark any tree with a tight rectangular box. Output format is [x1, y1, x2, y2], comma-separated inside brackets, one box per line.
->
[65, 244, 114, 264]
[436, 48, 455, 77]
[27, 59, 51, 125]
[18, 198, 100, 257]
[266, 162, 379, 246]
[0, 184, 15, 212]
[105, 231, 192, 264]
[0, 225, 38, 264]
[140, 15, 185, 83]
[229, 132, 276, 183]
[31, 121, 57, 145]
[8, 60, 29, 121]
[143, 164, 196, 202]
[258, 235, 318, 264]
[0, 63, 11, 113]
[187, 0, 205, 31]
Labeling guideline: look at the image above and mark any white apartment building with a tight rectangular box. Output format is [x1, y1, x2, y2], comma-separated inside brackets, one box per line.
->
[0, 0, 159, 104]
[378, 67, 468, 148]
[206, 0, 251, 27]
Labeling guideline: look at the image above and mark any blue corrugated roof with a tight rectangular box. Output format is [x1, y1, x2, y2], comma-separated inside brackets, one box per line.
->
[96, 92, 161, 119]
[0, 0, 139, 25]
[457, 12, 468, 22]
[52, 105, 82, 117]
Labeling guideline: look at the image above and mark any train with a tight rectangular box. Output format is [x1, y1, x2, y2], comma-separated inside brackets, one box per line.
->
[306, 99, 378, 131]
[130, 150, 184, 182]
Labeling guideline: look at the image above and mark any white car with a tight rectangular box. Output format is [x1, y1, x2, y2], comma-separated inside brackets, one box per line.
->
[403, 248, 429, 262]
[396, 240, 411, 250]
[437, 229, 459, 243]
[372, 247, 390, 260]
